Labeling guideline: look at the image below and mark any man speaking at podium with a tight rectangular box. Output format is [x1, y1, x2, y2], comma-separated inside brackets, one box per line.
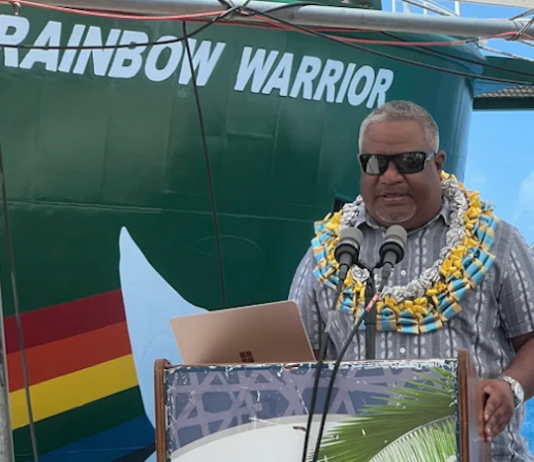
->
[289, 100, 534, 461]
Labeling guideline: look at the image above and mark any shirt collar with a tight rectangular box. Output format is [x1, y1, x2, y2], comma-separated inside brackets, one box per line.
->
[353, 197, 451, 234]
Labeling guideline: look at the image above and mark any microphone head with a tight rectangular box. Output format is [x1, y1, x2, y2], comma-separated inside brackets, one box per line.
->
[334, 227, 363, 266]
[379, 225, 407, 264]
[385, 225, 407, 248]
[338, 227, 364, 246]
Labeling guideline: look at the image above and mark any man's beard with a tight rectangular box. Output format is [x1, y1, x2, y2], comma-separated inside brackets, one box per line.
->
[375, 204, 416, 225]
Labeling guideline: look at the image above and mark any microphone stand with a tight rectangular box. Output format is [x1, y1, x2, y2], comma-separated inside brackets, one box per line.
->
[364, 268, 377, 360]
[310, 260, 380, 462]
[310, 244, 403, 461]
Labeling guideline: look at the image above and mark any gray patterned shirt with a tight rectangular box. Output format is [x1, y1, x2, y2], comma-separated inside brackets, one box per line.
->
[289, 200, 534, 461]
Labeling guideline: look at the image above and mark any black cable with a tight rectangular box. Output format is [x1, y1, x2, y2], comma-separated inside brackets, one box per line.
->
[380, 31, 534, 79]
[216, 0, 235, 8]
[183, 21, 227, 309]
[511, 9, 534, 20]
[364, 268, 378, 360]
[512, 15, 534, 41]
[300, 279, 344, 462]
[310, 302, 368, 462]
[310, 267, 390, 462]
[0, 135, 39, 461]
[244, 6, 534, 86]
[250, 0, 534, 83]
[249, 3, 534, 83]
[0, 5, 240, 50]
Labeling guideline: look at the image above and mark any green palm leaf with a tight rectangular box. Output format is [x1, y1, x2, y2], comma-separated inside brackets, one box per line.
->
[310, 368, 458, 462]
[369, 417, 457, 462]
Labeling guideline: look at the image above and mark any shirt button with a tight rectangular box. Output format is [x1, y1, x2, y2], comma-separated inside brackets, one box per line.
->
[399, 347, 406, 354]
[400, 270, 407, 276]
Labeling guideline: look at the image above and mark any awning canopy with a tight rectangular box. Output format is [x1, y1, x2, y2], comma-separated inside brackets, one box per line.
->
[475, 56, 534, 110]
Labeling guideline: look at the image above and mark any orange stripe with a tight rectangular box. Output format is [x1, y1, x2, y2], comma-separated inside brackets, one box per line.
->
[7, 321, 132, 392]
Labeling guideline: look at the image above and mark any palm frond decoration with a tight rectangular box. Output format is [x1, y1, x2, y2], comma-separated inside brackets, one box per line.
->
[310, 367, 458, 462]
[369, 416, 457, 462]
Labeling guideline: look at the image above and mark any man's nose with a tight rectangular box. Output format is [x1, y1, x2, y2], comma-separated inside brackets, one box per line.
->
[380, 161, 404, 184]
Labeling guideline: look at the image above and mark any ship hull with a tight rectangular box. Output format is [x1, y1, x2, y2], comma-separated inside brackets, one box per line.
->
[0, 3, 523, 460]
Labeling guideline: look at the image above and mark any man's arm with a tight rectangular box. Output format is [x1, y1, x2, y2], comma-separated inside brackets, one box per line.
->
[483, 332, 534, 441]
[482, 225, 534, 441]
[507, 332, 534, 400]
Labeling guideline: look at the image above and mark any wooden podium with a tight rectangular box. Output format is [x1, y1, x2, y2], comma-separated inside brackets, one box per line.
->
[154, 350, 490, 461]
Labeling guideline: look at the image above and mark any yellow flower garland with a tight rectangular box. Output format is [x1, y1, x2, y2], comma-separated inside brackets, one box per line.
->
[311, 172, 499, 334]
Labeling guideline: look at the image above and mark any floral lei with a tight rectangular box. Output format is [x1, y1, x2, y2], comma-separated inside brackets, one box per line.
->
[311, 172, 499, 335]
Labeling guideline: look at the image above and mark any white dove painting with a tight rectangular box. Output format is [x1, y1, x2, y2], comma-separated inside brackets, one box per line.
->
[118, 227, 207, 461]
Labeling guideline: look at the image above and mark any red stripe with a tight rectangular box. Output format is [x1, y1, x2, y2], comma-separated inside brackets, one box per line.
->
[5, 290, 125, 354]
[7, 321, 132, 391]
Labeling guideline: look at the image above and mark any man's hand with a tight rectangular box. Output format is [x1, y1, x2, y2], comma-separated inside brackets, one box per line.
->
[481, 378, 515, 442]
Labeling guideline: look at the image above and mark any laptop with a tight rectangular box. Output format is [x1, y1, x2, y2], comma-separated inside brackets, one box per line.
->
[169, 300, 316, 365]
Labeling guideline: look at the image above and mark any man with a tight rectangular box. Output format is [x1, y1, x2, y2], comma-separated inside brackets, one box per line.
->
[289, 100, 534, 461]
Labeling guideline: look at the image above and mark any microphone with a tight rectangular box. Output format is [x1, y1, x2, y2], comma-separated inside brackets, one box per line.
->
[377, 225, 407, 286]
[308, 226, 404, 462]
[300, 227, 363, 462]
[334, 228, 364, 283]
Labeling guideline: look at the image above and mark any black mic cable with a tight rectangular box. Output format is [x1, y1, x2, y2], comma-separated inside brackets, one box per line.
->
[300, 227, 363, 462]
[310, 225, 407, 462]
[310, 266, 378, 462]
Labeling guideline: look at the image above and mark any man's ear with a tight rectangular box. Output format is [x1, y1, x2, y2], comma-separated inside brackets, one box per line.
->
[435, 151, 446, 173]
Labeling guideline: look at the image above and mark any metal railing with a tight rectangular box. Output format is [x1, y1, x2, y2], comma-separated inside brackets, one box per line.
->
[388, 0, 461, 16]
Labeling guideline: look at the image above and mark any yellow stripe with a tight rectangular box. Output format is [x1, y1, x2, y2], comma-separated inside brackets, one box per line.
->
[478, 222, 495, 239]
[9, 354, 137, 430]
[445, 295, 462, 314]
[471, 257, 490, 275]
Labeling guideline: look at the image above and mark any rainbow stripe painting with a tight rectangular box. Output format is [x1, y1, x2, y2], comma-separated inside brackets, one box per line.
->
[7, 289, 153, 461]
[7, 228, 205, 462]
[5, 290, 153, 462]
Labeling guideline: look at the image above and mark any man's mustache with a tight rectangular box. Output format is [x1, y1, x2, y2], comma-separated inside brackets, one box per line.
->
[376, 189, 412, 197]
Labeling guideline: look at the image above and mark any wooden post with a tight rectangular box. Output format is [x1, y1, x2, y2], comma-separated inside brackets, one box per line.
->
[155, 359, 170, 462]
[458, 350, 491, 462]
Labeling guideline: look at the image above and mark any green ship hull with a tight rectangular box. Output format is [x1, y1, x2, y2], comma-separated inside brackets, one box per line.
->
[0, 1, 529, 460]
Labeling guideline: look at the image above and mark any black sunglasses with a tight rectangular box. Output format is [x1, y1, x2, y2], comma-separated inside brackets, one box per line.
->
[358, 152, 436, 176]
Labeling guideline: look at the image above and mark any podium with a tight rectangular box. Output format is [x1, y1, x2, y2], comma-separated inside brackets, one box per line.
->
[154, 350, 490, 461]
